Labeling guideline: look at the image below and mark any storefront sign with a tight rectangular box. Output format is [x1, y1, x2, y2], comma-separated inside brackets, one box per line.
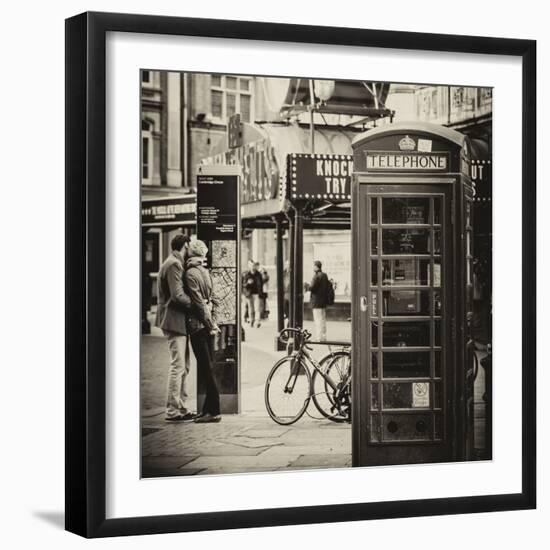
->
[196, 167, 241, 414]
[288, 153, 353, 200]
[201, 139, 279, 204]
[365, 151, 449, 172]
[141, 195, 196, 226]
[470, 158, 492, 200]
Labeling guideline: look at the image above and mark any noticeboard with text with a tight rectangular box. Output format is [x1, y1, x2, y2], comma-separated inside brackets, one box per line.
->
[196, 167, 240, 414]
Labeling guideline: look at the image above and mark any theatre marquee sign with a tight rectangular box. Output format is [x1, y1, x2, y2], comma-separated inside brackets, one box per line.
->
[288, 153, 353, 201]
[365, 151, 449, 172]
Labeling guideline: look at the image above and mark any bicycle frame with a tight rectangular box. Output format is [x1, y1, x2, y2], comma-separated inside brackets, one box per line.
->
[285, 345, 349, 396]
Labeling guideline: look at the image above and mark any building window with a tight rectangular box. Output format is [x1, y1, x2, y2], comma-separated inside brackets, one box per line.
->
[141, 119, 154, 184]
[142, 70, 150, 83]
[210, 75, 254, 123]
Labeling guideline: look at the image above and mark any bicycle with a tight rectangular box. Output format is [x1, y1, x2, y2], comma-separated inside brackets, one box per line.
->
[264, 327, 352, 425]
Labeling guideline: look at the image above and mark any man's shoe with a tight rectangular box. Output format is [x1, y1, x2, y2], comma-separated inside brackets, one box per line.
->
[194, 413, 222, 423]
[165, 411, 197, 423]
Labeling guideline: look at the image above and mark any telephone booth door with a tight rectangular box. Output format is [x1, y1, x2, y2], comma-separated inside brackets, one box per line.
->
[353, 180, 457, 466]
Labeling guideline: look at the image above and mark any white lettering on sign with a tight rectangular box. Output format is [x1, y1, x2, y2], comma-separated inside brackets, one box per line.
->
[366, 152, 448, 171]
[315, 158, 353, 196]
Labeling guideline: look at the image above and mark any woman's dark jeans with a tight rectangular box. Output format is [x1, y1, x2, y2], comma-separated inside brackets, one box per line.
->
[190, 328, 220, 416]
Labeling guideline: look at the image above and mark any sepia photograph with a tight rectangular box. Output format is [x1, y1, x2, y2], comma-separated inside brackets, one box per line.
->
[140, 71, 493, 477]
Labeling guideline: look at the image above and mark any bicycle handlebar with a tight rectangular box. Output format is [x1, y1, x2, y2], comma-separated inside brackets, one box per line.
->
[278, 327, 312, 344]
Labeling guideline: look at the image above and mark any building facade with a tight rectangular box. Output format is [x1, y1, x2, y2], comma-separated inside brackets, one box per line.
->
[141, 72, 492, 333]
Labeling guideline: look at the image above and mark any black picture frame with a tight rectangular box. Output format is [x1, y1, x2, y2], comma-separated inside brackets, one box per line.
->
[65, 11, 536, 538]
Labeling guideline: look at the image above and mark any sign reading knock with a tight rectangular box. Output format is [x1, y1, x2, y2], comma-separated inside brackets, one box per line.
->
[288, 153, 353, 201]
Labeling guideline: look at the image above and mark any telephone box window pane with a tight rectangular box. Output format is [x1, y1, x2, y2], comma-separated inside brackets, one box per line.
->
[382, 258, 429, 286]
[382, 414, 432, 441]
[434, 290, 442, 316]
[435, 319, 442, 347]
[371, 229, 378, 254]
[433, 258, 442, 286]
[371, 323, 378, 348]
[371, 260, 378, 285]
[432, 229, 442, 254]
[434, 414, 443, 440]
[382, 197, 430, 224]
[382, 290, 430, 316]
[371, 291, 378, 316]
[371, 198, 378, 224]
[383, 321, 430, 347]
[434, 351, 442, 378]
[371, 383, 379, 410]
[383, 351, 431, 378]
[434, 381, 442, 409]
[371, 352, 379, 378]
[382, 229, 431, 254]
[369, 416, 381, 442]
[434, 196, 443, 224]
[383, 382, 413, 408]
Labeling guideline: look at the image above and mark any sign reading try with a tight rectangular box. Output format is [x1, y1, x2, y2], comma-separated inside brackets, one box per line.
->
[289, 154, 353, 200]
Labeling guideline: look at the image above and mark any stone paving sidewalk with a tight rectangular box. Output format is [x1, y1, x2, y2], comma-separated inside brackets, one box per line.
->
[141, 312, 352, 477]
[142, 413, 351, 478]
[141, 310, 488, 477]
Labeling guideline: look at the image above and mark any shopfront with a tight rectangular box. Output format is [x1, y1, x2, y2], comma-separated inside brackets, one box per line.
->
[141, 194, 196, 332]
[351, 122, 476, 466]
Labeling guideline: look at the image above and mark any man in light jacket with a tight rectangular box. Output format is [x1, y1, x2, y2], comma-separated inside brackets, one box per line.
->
[155, 234, 198, 422]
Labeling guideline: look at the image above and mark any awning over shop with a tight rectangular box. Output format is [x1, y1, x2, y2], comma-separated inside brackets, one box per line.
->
[280, 79, 392, 118]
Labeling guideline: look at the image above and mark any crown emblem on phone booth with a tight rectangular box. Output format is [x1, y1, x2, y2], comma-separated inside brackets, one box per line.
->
[398, 135, 416, 151]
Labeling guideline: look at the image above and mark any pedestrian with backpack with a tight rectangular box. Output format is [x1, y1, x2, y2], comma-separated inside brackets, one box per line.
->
[304, 260, 334, 342]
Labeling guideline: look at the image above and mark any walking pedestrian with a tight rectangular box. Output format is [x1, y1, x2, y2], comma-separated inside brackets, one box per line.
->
[155, 234, 199, 422]
[259, 265, 270, 320]
[304, 260, 331, 341]
[242, 260, 263, 328]
[184, 239, 222, 423]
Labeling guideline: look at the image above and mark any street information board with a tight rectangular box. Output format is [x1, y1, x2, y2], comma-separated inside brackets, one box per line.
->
[196, 166, 241, 413]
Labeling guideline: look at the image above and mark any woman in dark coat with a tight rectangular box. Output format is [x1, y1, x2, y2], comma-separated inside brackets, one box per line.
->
[184, 239, 222, 423]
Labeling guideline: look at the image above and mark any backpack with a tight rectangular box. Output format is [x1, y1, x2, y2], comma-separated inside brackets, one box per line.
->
[326, 278, 335, 306]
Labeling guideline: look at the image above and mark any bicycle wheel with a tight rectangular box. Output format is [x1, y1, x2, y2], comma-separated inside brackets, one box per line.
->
[311, 351, 351, 423]
[265, 356, 311, 425]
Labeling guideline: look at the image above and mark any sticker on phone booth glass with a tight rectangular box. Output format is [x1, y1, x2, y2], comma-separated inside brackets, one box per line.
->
[418, 139, 433, 153]
[412, 382, 430, 407]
